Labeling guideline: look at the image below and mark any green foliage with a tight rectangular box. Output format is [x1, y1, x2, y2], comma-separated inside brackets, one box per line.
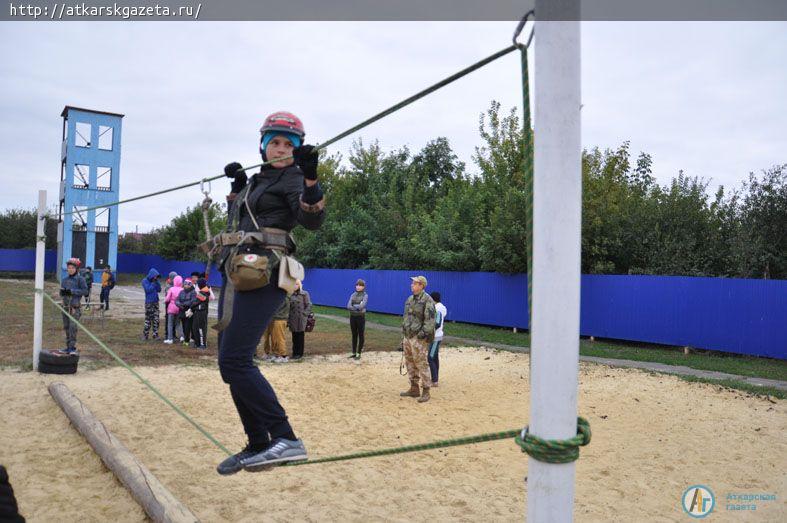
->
[295, 102, 785, 280]
[733, 165, 787, 278]
[154, 202, 227, 261]
[3, 103, 783, 280]
[118, 230, 162, 254]
[0, 208, 58, 249]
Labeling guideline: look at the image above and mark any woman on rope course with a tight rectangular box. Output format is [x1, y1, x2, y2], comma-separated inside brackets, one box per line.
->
[215, 111, 325, 475]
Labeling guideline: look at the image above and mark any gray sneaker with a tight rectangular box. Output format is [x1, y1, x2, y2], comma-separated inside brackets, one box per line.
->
[241, 438, 308, 471]
[217, 445, 259, 476]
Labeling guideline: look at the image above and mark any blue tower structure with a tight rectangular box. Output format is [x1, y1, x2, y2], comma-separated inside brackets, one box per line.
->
[58, 106, 123, 280]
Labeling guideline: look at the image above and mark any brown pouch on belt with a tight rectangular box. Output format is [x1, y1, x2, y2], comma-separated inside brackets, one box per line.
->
[227, 251, 271, 292]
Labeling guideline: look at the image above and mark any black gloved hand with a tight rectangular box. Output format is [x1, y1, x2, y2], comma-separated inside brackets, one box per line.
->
[60, 288, 71, 296]
[293, 145, 319, 180]
[224, 162, 248, 193]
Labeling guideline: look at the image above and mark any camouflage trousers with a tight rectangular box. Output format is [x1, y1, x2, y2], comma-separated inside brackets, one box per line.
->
[403, 336, 432, 388]
[143, 302, 160, 338]
[61, 304, 81, 349]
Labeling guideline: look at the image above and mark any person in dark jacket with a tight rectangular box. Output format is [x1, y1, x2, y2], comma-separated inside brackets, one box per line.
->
[288, 280, 312, 361]
[190, 278, 211, 349]
[216, 111, 325, 475]
[59, 257, 88, 354]
[82, 266, 94, 309]
[176, 278, 197, 345]
[141, 268, 161, 340]
[346, 278, 368, 359]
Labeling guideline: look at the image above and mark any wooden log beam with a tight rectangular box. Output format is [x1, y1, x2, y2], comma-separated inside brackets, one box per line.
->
[48, 382, 199, 523]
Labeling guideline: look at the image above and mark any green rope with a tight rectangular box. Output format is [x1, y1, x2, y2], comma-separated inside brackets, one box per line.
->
[39, 290, 233, 456]
[284, 429, 521, 467]
[515, 417, 591, 464]
[62, 44, 519, 216]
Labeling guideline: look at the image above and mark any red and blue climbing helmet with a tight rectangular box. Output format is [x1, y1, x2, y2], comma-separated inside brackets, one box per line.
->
[259, 111, 304, 154]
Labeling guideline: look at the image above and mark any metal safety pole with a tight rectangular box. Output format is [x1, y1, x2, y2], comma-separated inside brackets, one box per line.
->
[528, 0, 581, 521]
[33, 189, 47, 370]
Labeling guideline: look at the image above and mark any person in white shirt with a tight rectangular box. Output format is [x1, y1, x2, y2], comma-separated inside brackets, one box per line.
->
[428, 291, 447, 387]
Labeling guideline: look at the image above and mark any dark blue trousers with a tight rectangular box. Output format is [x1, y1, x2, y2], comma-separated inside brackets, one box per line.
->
[218, 276, 295, 448]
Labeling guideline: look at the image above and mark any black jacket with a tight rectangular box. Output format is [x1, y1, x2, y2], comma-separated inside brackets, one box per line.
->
[176, 287, 197, 312]
[235, 165, 325, 234]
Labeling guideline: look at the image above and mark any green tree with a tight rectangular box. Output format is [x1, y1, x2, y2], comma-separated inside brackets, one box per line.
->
[0, 208, 58, 249]
[733, 165, 787, 278]
[154, 202, 226, 261]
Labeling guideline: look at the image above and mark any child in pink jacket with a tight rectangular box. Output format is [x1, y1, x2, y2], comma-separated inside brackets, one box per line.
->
[163, 275, 183, 344]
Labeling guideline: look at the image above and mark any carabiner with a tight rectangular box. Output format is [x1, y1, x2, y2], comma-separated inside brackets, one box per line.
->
[512, 9, 535, 49]
[200, 178, 211, 197]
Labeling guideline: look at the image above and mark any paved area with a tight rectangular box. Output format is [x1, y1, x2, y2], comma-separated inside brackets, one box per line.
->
[315, 313, 787, 391]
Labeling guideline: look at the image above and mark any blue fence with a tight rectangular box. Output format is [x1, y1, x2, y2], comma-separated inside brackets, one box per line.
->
[304, 269, 787, 360]
[3, 250, 784, 359]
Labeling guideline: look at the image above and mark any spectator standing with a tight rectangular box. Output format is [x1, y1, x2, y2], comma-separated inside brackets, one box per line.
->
[141, 268, 161, 340]
[288, 280, 312, 361]
[428, 291, 447, 387]
[176, 279, 197, 345]
[190, 278, 211, 349]
[260, 300, 290, 362]
[99, 265, 115, 310]
[346, 279, 368, 359]
[400, 276, 436, 403]
[82, 266, 94, 309]
[163, 275, 184, 344]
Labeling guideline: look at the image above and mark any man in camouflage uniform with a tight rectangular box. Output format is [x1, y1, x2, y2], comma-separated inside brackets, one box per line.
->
[400, 275, 436, 403]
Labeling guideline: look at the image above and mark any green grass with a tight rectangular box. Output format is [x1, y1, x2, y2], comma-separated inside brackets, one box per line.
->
[313, 305, 533, 346]
[580, 340, 787, 381]
[312, 304, 787, 382]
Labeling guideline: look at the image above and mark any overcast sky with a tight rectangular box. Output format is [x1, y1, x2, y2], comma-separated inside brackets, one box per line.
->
[0, 21, 785, 233]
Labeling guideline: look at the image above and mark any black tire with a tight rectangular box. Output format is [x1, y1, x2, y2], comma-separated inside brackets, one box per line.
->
[38, 350, 79, 366]
[38, 361, 78, 375]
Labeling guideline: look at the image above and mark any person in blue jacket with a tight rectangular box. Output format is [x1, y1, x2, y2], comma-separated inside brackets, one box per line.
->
[141, 268, 162, 340]
[59, 257, 88, 354]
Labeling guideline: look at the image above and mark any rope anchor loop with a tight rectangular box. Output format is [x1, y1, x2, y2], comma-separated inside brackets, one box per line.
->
[515, 416, 591, 464]
[512, 9, 535, 49]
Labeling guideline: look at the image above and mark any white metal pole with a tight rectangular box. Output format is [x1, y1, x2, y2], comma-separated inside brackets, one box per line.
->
[528, 1, 581, 521]
[33, 190, 47, 371]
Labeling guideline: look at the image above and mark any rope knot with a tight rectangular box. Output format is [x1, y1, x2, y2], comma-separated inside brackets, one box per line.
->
[515, 416, 591, 464]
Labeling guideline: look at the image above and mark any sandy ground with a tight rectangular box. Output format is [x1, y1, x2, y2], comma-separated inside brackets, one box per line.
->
[1, 348, 785, 522]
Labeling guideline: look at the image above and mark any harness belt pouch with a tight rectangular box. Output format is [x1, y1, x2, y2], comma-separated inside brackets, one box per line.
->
[228, 250, 271, 291]
[278, 255, 305, 295]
